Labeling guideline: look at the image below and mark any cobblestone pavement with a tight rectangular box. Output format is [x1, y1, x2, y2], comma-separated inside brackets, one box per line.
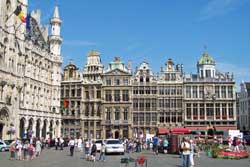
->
[0, 148, 249, 167]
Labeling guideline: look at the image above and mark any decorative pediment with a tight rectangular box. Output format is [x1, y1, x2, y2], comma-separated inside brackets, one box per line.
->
[104, 68, 130, 76]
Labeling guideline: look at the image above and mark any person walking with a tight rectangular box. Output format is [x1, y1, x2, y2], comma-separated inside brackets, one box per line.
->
[98, 143, 106, 162]
[68, 137, 75, 156]
[181, 137, 191, 167]
[152, 136, 159, 155]
[90, 141, 97, 162]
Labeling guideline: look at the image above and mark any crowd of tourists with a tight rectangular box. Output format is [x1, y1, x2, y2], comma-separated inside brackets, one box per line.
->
[8, 137, 42, 161]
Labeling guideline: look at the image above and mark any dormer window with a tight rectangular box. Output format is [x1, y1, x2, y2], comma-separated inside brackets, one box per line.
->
[140, 76, 143, 82]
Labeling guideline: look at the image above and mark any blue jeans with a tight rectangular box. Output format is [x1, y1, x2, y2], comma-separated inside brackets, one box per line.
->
[99, 152, 105, 161]
[182, 154, 190, 167]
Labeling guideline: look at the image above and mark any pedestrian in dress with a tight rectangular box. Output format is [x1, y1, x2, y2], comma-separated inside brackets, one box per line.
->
[36, 139, 42, 156]
[9, 140, 16, 160]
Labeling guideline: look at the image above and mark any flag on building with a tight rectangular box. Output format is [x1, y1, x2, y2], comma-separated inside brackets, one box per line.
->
[62, 99, 69, 113]
[14, 5, 26, 23]
[26, 13, 31, 30]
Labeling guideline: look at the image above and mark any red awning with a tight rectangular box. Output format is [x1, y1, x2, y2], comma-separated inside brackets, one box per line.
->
[215, 126, 237, 131]
[171, 128, 190, 134]
[158, 128, 169, 134]
[186, 127, 207, 131]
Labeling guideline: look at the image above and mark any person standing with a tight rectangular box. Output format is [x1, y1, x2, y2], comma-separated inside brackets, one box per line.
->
[60, 137, 64, 150]
[55, 137, 58, 150]
[68, 137, 75, 156]
[77, 137, 83, 152]
[9, 140, 16, 160]
[98, 143, 106, 162]
[189, 140, 195, 167]
[85, 140, 90, 160]
[163, 138, 169, 154]
[181, 137, 191, 167]
[16, 140, 23, 160]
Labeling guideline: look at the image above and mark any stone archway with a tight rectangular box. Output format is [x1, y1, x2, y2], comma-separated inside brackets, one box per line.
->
[55, 120, 59, 138]
[19, 118, 25, 138]
[42, 119, 48, 138]
[0, 108, 9, 140]
[36, 119, 41, 138]
[27, 118, 34, 139]
[49, 120, 54, 139]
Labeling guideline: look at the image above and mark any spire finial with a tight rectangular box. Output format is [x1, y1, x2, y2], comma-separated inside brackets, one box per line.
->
[53, 6, 60, 18]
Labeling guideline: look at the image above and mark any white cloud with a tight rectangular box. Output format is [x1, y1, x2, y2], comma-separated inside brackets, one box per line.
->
[63, 40, 97, 46]
[199, 0, 249, 21]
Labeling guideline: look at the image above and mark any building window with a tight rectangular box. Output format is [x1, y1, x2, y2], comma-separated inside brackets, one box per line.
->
[165, 99, 170, 108]
[66, 89, 69, 97]
[159, 87, 164, 95]
[200, 104, 204, 119]
[97, 90, 101, 99]
[205, 70, 211, 78]
[177, 99, 182, 108]
[171, 73, 176, 81]
[139, 113, 144, 125]
[151, 87, 157, 94]
[105, 90, 112, 101]
[222, 103, 227, 119]
[177, 86, 182, 95]
[133, 113, 138, 124]
[159, 99, 164, 108]
[206, 103, 214, 117]
[123, 78, 129, 85]
[106, 107, 111, 120]
[122, 90, 129, 101]
[124, 108, 128, 120]
[115, 108, 120, 120]
[114, 90, 120, 101]
[171, 86, 176, 95]
[152, 113, 157, 122]
[145, 99, 150, 111]
[221, 86, 226, 98]
[71, 89, 75, 97]
[106, 79, 111, 85]
[160, 112, 164, 123]
[85, 91, 89, 99]
[140, 76, 143, 82]
[115, 78, 120, 85]
[133, 98, 138, 110]
[193, 104, 198, 119]
[146, 77, 150, 82]
[229, 103, 234, 118]
[171, 113, 176, 122]
[61, 89, 64, 97]
[151, 99, 157, 110]
[193, 86, 198, 98]
[215, 86, 220, 98]
[85, 105, 89, 116]
[199, 86, 204, 98]
[186, 104, 191, 119]
[133, 87, 138, 95]
[186, 86, 191, 98]
[77, 88, 81, 97]
[178, 112, 182, 122]
[139, 99, 144, 111]
[228, 86, 233, 98]
[145, 87, 150, 94]
[166, 112, 170, 123]
[146, 113, 150, 124]
[139, 87, 144, 94]
[216, 103, 220, 119]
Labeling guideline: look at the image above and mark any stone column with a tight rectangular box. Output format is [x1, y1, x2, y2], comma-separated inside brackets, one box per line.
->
[93, 121, 96, 139]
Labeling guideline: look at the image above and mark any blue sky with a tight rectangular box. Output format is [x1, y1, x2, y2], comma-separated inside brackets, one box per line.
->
[28, 0, 250, 89]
